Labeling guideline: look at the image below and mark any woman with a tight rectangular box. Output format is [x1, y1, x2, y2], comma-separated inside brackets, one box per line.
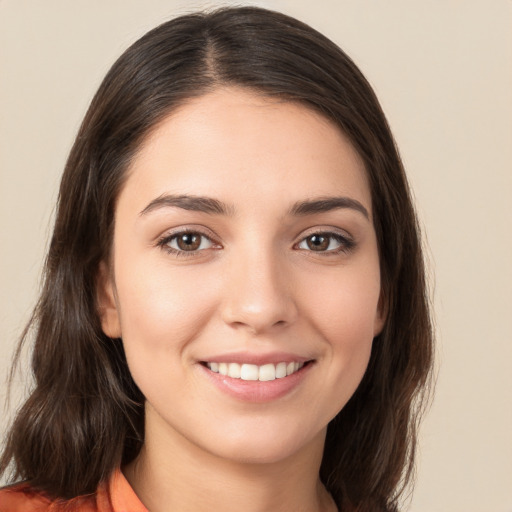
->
[0, 6, 433, 512]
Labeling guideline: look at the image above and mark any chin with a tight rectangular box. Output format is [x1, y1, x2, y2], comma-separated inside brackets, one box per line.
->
[198, 420, 326, 466]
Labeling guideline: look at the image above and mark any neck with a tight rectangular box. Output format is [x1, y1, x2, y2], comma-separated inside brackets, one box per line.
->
[123, 408, 336, 512]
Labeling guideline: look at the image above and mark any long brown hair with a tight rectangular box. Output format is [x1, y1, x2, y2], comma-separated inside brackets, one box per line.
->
[1, 7, 434, 511]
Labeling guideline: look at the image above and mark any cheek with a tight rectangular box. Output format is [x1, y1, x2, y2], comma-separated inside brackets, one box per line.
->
[113, 258, 221, 366]
[302, 260, 381, 342]
[299, 262, 380, 400]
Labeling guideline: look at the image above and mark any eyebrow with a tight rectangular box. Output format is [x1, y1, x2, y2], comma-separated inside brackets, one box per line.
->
[139, 193, 369, 220]
[139, 194, 234, 216]
[289, 197, 369, 219]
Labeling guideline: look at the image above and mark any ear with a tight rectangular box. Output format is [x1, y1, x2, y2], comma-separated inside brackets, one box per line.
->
[96, 261, 122, 338]
[373, 291, 388, 337]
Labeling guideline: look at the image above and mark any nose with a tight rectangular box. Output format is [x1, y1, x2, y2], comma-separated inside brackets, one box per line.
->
[220, 246, 298, 335]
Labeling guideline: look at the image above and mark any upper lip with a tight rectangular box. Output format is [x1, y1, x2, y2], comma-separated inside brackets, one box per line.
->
[199, 351, 313, 366]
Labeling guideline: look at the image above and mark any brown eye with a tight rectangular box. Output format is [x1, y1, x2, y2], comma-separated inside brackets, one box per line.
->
[306, 234, 329, 251]
[162, 231, 214, 253]
[176, 233, 202, 251]
[297, 232, 354, 254]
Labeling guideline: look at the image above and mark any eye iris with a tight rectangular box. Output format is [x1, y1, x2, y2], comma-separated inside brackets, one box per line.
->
[177, 233, 201, 251]
[307, 234, 329, 251]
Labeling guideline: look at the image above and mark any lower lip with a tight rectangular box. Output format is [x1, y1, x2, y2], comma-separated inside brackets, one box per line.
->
[198, 362, 313, 403]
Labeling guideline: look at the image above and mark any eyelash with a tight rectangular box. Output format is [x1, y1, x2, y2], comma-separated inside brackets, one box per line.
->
[295, 232, 355, 255]
[156, 229, 355, 257]
[157, 228, 219, 257]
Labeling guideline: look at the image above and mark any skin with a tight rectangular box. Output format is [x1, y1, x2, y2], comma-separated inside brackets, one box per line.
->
[98, 87, 385, 512]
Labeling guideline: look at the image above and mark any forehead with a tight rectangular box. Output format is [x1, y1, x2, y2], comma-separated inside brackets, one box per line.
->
[120, 87, 371, 216]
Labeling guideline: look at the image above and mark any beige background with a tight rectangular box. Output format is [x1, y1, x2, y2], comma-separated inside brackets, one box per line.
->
[1, 1, 511, 511]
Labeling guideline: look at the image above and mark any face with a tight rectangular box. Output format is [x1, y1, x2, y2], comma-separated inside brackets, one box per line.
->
[98, 88, 385, 465]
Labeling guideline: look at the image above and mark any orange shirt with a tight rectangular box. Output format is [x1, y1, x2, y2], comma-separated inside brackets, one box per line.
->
[0, 469, 148, 512]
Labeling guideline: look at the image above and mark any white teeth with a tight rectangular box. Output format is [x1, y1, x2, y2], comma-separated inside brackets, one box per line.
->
[275, 362, 287, 379]
[240, 364, 259, 381]
[259, 363, 276, 381]
[206, 361, 306, 381]
[228, 362, 241, 378]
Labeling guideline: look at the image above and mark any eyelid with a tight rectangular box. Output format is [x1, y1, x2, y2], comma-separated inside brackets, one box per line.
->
[294, 227, 356, 253]
[297, 225, 354, 242]
[155, 224, 219, 241]
[156, 226, 222, 256]
[155, 225, 355, 257]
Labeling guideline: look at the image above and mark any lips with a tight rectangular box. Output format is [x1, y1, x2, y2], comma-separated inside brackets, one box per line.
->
[197, 352, 314, 402]
[197, 350, 315, 401]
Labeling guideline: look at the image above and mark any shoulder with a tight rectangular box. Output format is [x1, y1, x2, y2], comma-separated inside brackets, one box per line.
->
[0, 470, 146, 512]
[0, 483, 48, 511]
[0, 483, 102, 512]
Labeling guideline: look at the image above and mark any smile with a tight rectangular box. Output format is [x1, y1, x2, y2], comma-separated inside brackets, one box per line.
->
[205, 361, 305, 381]
[199, 358, 314, 402]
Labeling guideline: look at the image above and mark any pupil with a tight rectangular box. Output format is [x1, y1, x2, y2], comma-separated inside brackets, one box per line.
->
[178, 233, 200, 250]
[308, 235, 328, 251]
